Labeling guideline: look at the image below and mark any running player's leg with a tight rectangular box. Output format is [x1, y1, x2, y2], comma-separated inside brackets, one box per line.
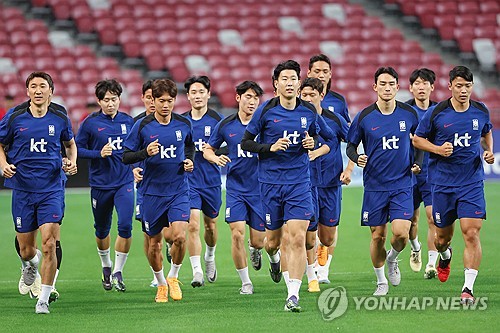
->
[187, 189, 203, 286]
[200, 186, 221, 283]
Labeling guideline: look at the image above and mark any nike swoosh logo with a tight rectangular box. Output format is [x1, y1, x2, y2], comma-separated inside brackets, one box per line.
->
[229, 133, 237, 137]
[475, 211, 483, 215]
[98, 127, 106, 131]
[305, 212, 312, 216]
[150, 135, 159, 139]
[444, 123, 454, 128]
[403, 212, 411, 216]
[19, 128, 28, 132]
[273, 119, 282, 123]
[182, 214, 189, 218]
[371, 127, 380, 131]
[329, 218, 337, 223]
[52, 214, 59, 218]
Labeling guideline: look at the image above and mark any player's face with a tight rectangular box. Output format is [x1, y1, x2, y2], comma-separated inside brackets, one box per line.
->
[308, 61, 331, 92]
[409, 77, 434, 102]
[141, 88, 156, 114]
[374, 73, 399, 102]
[275, 69, 300, 100]
[449, 77, 473, 105]
[154, 93, 176, 118]
[236, 89, 260, 116]
[187, 82, 210, 110]
[98, 91, 120, 116]
[27, 77, 52, 107]
[300, 86, 323, 111]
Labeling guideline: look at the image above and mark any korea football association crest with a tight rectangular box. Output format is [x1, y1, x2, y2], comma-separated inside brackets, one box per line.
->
[205, 126, 211, 137]
[472, 119, 479, 131]
[48, 125, 55, 136]
[121, 124, 127, 134]
[301, 117, 307, 129]
[399, 121, 406, 132]
[176, 130, 182, 141]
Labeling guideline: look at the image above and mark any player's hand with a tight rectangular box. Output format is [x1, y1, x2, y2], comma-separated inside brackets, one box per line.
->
[63, 160, 78, 175]
[340, 170, 352, 185]
[411, 163, 421, 175]
[438, 142, 453, 157]
[308, 150, 319, 161]
[147, 139, 160, 156]
[1, 164, 16, 178]
[133, 167, 143, 183]
[357, 154, 367, 168]
[183, 159, 194, 172]
[215, 155, 231, 167]
[100, 142, 113, 158]
[302, 131, 314, 150]
[270, 137, 290, 152]
[483, 151, 495, 164]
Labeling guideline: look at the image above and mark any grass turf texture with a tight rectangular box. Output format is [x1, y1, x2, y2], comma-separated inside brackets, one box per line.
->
[0, 183, 498, 332]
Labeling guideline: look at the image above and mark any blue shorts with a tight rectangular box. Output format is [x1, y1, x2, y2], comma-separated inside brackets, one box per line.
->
[361, 188, 413, 227]
[12, 189, 64, 233]
[189, 186, 221, 218]
[413, 177, 432, 210]
[317, 186, 342, 227]
[225, 191, 265, 232]
[91, 183, 134, 239]
[142, 191, 190, 236]
[308, 187, 318, 232]
[135, 188, 144, 222]
[260, 182, 314, 230]
[432, 182, 486, 228]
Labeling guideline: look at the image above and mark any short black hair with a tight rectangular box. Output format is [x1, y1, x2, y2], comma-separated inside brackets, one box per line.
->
[95, 79, 123, 100]
[236, 81, 264, 96]
[273, 60, 301, 81]
[409, 68, 436, 85]
[308, 54, 331, 70]
[449, 66, 473, 83]
[184, 75, 211, 92]
[374, 67, 398, 83]
[300, 77, 324, 94]
[152, 79, 178, 98]
[26, 72, 54, 93]
[142, 80, 154, 95]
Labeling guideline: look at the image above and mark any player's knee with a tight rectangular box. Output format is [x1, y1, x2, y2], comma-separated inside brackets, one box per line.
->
[372, 234, 386, 245]
[187, 222, 200, 234]
[231, 229, 245, 245]
[95, 227, 111, 239]
[266, 238, 280, 251]
[204, 220, 217, 232]
[462, 227, 480, 244]
[118, 227, 132, 239]
[290, 234, 306, 249]
[42, 238, 56, 258]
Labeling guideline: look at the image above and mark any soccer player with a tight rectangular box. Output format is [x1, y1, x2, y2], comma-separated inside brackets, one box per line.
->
[405, 68, 439, 278]
[300, 77, 352, 292]
[203, 81, 266, 294]
[307, 54, 350, 124]
[241, 60, 335, 312]
[76, 79, 134, 292]
[346, 67, 422, 296]
[182, 76, 223, 287]
[413, 66, 494, 305]
[307, 54, 351, 283]
[0, 72, 77, 314]
[131, 80, 172, 287]
[5, 98, 66, 301]
[123, 78, 194, 303]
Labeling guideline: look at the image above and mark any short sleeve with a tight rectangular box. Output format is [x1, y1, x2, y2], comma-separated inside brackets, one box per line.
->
[208, 119, 225, 149]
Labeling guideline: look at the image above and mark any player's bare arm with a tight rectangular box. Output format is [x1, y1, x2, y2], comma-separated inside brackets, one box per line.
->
[0, 143, 16, 178]
[481, 131, 495, 164]
[203, 143, 231, 167]
[413, 135, 453, 157]
[63, 138, 78, 175]
[340, 160, 355, 185]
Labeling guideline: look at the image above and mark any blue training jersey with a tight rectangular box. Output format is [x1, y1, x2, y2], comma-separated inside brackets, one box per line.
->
[182, 109, 223, 188]
[208, 113, 259, 194]
[76, 110, 134, 189]
[415, 99, 492, 186]
[246, 97, 335, 185]
[124, 113, 193, 196]
[310, 109, 349, 187]
[405, 99, 437, 185]
[348, 101, 419, 191]
[322, 90, 350, 124]
[0, 107, 73, 192]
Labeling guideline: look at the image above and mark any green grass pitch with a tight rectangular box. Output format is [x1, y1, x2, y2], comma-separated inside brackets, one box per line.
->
[0, 183, 498, 332]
